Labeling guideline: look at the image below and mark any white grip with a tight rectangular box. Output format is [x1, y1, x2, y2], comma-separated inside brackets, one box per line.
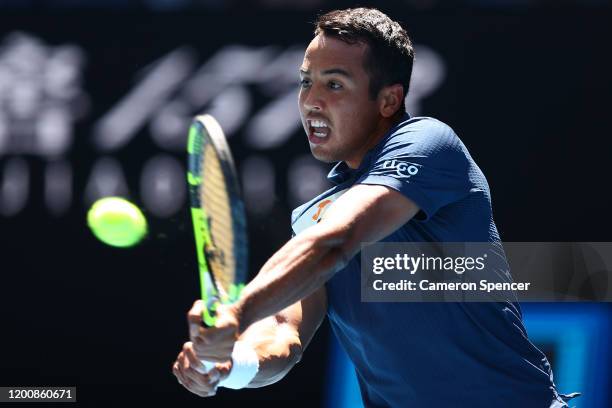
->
[196, 359, 215, 374]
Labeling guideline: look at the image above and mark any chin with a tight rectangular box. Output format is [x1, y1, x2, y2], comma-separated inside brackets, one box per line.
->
[310, 147, 336, 164]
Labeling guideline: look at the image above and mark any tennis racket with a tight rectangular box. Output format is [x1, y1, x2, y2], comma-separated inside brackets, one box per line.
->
[186, 114, 248, 369]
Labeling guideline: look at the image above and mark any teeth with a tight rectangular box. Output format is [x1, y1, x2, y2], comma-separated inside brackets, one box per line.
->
[310, 120, 328, 128]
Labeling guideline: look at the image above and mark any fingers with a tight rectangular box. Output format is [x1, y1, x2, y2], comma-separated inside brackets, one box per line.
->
[182, 341, 206, 373]
[187, 300, 205, 338]
[173, 354, 202, 394]
[172, 358, 188, 386]
[176, 300, 240, 397]
[185, 300, 239, 362]
[188, 300, 204, 321]
[172, 342, 221, 398]
[182, 342, 220, 380]
[192, 335, 233, 363]
[173, 357, 217, 397]
[182, 341, 220, 378]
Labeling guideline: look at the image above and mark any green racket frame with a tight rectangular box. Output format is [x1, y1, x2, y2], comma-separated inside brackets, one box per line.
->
[187, 115, 248, 327]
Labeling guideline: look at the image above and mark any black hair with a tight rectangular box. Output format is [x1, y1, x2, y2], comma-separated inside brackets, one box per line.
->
[315, 7, 414, 114]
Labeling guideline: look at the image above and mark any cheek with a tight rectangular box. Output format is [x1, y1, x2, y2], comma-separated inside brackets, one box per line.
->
[334, 101, 374, 133]
[297, 97, 308, 129]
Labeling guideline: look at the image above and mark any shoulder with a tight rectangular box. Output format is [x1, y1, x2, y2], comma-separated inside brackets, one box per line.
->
[371, 116, 468, 169]
[385, 116, 464, 152]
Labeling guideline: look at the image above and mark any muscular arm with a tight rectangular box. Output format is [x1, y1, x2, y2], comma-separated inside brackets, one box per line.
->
[187, 184, 419, 386]
[183, 287, 326, 391]
[237, 184, 419, 333]
[242, 286, 326, 387]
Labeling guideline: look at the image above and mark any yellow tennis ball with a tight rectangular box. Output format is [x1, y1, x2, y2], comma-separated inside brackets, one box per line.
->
[87, 197, 148, 248]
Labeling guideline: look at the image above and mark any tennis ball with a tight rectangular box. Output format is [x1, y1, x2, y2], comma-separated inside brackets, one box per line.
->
[87, 197, 148, 248]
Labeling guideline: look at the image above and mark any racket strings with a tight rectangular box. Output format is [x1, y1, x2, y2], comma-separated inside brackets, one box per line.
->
[201, 143, 235, 301]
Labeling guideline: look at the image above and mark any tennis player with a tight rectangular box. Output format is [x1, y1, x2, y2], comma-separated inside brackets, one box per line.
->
[173, 8, 577, 407]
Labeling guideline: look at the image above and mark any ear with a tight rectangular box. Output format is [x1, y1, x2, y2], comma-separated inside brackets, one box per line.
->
[378, 84, 404, 118]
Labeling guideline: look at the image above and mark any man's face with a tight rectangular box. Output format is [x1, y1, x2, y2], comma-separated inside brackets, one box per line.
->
[298, 34, 382, 168]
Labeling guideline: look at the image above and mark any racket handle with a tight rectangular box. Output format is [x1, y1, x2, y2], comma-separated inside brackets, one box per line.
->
[196, 359, 216, 374]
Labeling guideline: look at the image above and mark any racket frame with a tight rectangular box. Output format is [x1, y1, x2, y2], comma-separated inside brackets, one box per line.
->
[187, 114, 247, 327]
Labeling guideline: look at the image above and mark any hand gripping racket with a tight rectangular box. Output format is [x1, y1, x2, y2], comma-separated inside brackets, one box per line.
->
[187, 114, 248, 368]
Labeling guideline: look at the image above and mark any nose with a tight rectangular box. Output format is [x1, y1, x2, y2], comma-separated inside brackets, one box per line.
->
[300, 84, 323, 112]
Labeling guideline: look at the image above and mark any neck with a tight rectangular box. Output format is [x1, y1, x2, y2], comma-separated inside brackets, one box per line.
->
[345, 113, 404, 169]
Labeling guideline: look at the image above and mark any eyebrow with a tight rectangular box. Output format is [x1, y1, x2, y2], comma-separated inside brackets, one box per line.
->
[299, 68, 353, 78]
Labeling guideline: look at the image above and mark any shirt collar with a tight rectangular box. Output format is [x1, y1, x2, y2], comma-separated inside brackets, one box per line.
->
[327, 112, 411, 185]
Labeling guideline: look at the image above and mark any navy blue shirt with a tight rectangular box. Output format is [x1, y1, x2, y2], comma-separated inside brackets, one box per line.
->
[291, 115, 565, 407]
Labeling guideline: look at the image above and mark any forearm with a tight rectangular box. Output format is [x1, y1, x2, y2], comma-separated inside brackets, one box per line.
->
[237, 225, 349, 333]
[234, 185, 418, 335]
[239, 315, 303, 388]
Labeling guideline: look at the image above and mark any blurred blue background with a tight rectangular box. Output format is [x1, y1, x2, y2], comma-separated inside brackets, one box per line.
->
[327, 304, 612, 407]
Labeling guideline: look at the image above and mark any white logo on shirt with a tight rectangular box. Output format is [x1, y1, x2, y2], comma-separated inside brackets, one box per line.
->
[381, 160, 419, 178]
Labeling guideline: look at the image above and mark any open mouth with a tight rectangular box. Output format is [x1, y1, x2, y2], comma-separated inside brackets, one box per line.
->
[307, 119, 331, 144]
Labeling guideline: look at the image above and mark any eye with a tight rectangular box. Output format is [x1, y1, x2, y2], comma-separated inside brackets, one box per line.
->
[299, 78, 311, 88]
[328, 81, 343, 90]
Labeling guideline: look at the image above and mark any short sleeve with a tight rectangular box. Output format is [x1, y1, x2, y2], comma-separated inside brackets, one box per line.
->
[357, 119, 471, 221]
